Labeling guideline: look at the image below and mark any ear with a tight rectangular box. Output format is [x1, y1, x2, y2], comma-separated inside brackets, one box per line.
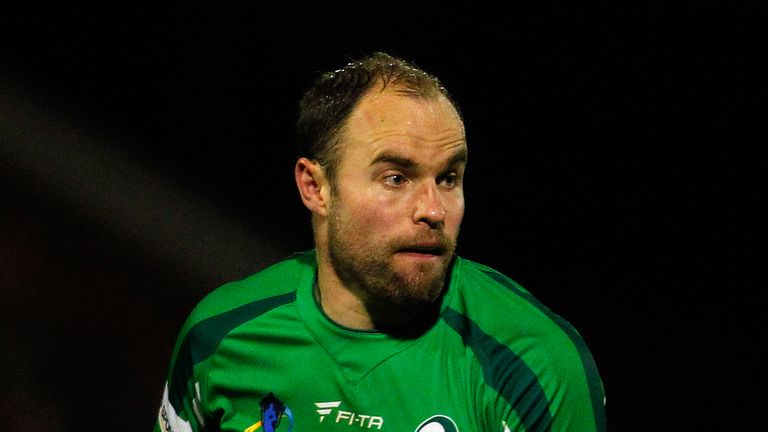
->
[294, 157, 330, 217]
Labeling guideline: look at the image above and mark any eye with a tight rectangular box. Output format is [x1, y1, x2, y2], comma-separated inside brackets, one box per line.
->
[383, 173, 408, 187]
[439, 172, 459, 188]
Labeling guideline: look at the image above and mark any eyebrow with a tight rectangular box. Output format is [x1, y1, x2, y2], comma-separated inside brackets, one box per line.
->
[370, 148, 468, 169]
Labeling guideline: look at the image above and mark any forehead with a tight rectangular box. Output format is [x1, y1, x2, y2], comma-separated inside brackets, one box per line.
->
[341, 86, 466, 160]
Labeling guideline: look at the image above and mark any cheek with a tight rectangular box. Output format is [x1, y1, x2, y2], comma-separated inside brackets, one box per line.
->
[362, 195, 399, 228]
[338, 189, 396, 230]
[446, 196, 465, 231]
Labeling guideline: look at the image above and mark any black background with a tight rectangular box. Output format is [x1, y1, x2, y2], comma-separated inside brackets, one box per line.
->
[1, 2, 763, 430]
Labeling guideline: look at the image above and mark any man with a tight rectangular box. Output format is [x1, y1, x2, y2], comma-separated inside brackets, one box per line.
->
[155, 52, 606, 431]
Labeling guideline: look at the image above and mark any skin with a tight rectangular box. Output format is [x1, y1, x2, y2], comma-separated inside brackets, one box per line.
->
[295, 83, 467, 331]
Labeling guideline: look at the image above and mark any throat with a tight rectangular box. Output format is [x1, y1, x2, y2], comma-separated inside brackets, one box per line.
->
[364, 291, 444, 339]
[315, 280, 377, 331]
[314, 279, 443, 338]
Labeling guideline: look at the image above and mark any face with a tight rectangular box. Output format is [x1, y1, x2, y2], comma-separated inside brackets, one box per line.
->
[325, 86, 467, 308]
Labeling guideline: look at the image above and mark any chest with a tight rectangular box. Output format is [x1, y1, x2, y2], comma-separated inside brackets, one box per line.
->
[205, 325, 491, 432]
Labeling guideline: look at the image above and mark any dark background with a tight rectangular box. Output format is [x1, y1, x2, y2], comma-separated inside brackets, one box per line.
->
[1, 2, 762, 430]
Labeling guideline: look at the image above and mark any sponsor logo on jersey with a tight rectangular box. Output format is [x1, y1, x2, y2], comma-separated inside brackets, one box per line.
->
[158, 383, 193, 432]
[314, 401, 384, 429]
[414, 415, 459, 432]
[244, 392, 294, 432]
[159, 404, 172, 432]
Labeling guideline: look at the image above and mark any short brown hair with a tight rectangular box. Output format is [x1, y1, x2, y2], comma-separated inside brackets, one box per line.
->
[296, 52, 461, 182]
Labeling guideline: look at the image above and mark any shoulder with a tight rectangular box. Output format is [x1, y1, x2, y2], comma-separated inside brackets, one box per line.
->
[167, 250, 315, 374]
[447, 256, 542, 324]
[446, 255, 592, 367]
[182, 250, 316, 333]
[445, 257, 606, 429]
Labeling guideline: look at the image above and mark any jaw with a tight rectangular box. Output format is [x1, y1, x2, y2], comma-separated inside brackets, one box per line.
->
[391, 247, 450, 275]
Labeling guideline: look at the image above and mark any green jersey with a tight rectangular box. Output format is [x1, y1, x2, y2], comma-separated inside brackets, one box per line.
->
[155, 250, 606, 432]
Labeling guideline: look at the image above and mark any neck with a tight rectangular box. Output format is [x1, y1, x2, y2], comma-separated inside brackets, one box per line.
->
[315, 249, 376, 330]
[314, 247, 443, 337]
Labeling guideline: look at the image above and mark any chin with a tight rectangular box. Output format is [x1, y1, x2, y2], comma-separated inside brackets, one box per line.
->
[393, 267, 447, 303]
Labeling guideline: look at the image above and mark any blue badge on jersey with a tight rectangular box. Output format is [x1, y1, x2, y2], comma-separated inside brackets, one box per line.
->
[258, 392, 294, 432]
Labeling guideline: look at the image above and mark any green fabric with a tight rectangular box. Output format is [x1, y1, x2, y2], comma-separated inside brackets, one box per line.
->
[155, 250, 606, 432]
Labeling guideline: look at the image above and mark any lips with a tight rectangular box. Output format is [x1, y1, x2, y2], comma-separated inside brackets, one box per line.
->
[398, 243, 446, 256]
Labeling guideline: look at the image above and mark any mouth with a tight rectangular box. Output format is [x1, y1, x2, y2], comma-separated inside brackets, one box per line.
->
[397, 244, 447, 257]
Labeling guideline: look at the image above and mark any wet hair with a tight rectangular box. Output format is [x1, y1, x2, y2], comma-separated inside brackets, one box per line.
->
[296, 52, 462, 182]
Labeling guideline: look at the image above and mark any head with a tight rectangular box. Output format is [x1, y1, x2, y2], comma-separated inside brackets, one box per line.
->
[296, 52, 463, 185]
[295, 52, 467, 328]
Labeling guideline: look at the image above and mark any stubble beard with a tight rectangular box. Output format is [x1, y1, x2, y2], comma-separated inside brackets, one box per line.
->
[326, 207, 456, 329]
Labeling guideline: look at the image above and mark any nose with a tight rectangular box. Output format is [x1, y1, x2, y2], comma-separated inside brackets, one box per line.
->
[413, 181, 446, 228]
